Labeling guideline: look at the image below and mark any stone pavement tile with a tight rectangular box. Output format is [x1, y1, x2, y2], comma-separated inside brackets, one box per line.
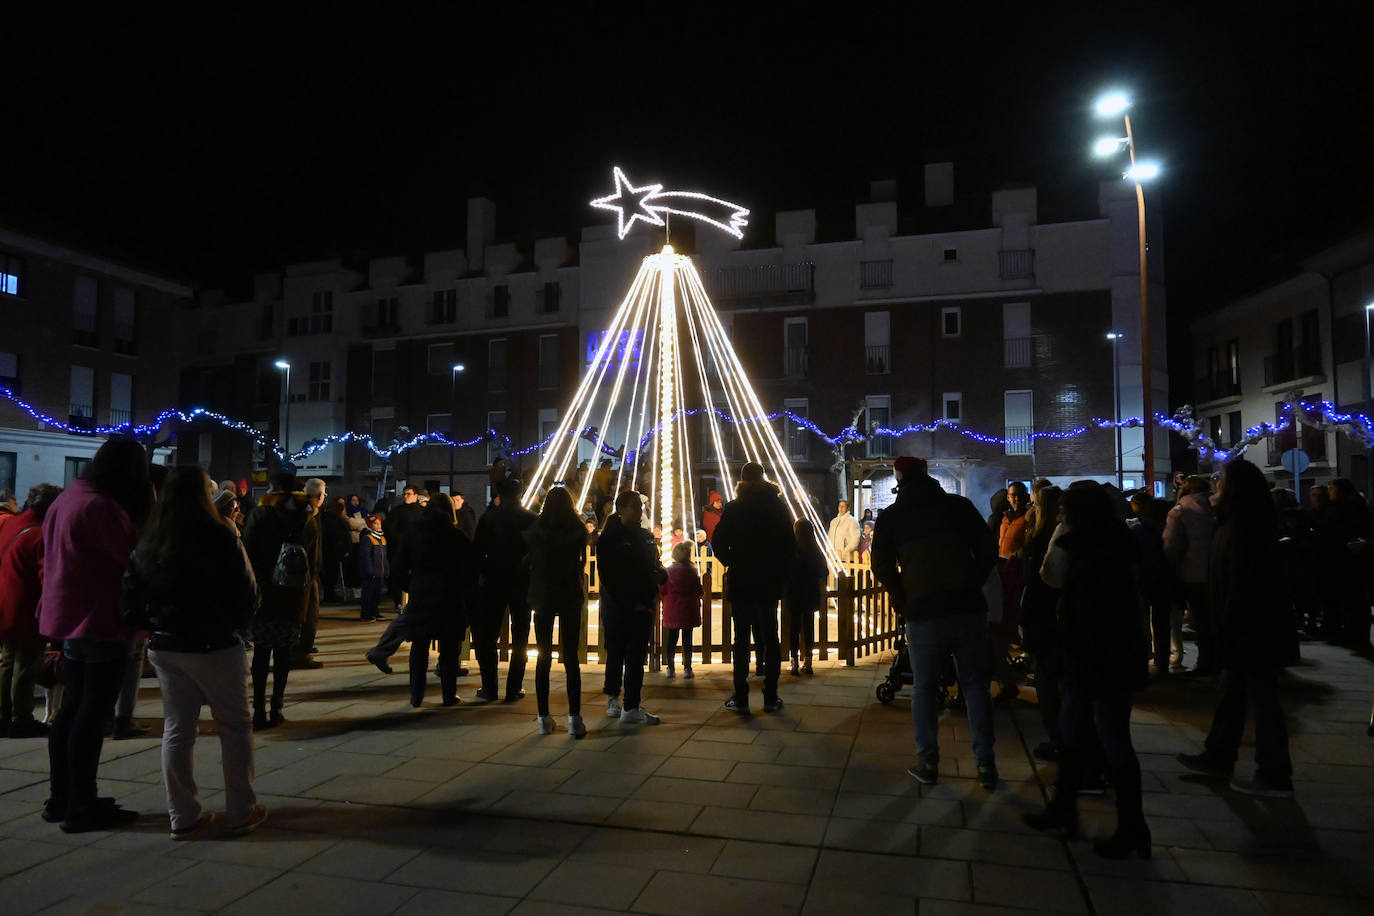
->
[131, 860, 281, 911]
[822, 815, 918, 856]
[1254, 890, 1374, 915]
[1141, 791, 1241, 822]
[727, 761, 843, 790]
[920, 902, 1080, 916]
[308, 773, 436, 806]
[690, 806, 828, 845]
[0, 794, 39, 826]
[1193, 815, 1322, 855]
[389, 888, 518, 915]
[838, 765, 924, 797]
[774, 743, 859, 768]
[605, 798, 702, 832]
[632, 869, 807, 916]
[921, 826, 1070, 870]
[801, 886, 916, 916]
[570, 824, 724, 873]
[0, 769, 47, 796]
[961, 799, 1058, 837]
[296, 837, 425, 881]
[711, 838, 817, 883]
[0, 836, 73, 878]
[749, 785, 837, 815]
[386, 845, 562, 896]
[511, 902, 633, 916]
[487, 743, 575, 768]
[812, 849, 969, 900]
[555, 768, 648, 799]
[528, 859, 653, 909]
[791, 707, 863, 734]
[219, 872, 419, 915]
[653, 756, 735, 781]
[634, 776, 758, 809]
[3, 846, 196, 915]
[552, 749, 667, 775]
[1065, 841, 1186, 881]
[970, 863, 1087, 914]
[482, 816, 596, 858]
[676, 739, 783, 764]
[252, 751, 403, 796]
[484, 789, 620, 824]
[832, 791, 962, 826]
[329, 730, 421, 756]
[1169, 848, 1374, 896]
[1296, 803, 1374, 831]
[601, 732, 689, 757]
[95, 747, 164, 783]
[384, 756, 478, 783]
[0, 746, 50, 773]
[1084, 875, 1269, 916]
[693, 725, 759, 745]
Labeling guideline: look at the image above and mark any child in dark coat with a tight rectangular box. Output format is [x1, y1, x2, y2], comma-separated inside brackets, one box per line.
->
[358, 515, 389, 622]
[784, 518, 828, 675]
[660, 541, 702, 678]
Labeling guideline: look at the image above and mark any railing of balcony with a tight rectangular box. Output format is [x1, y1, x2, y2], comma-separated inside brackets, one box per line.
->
[783, 345, 810, 379]
[999, 249, 1035, 280]
[1003, 336, 1032, 368]
[1004, 425, 1034, 456]
[705, 262, 815, 304]
[864, 345, 890, 375]
[1263, 342, 1323, 386]
[865, 433, 892, 459]
[1196, 375, 1242, 402]
[859, 259, 893, 290]
[108, 408, 132, 426]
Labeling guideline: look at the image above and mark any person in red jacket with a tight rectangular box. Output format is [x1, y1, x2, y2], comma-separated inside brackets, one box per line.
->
[701, 491, 723, 543]
[0, 484, 62, 738]
[660, 541, 702, 679]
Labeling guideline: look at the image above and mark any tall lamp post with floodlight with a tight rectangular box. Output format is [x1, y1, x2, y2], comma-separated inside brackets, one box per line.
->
[274, 359, 292, 465]
[1107, 332, 1124, 488]
[1094, 91, 1159, 493]
[1364, 303, 1373, 499]
[449, 362, 466, 495]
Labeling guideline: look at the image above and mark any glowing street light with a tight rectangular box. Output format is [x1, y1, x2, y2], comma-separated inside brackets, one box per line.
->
[1124, 162, 1160, 182]
[1107, 332, 1124, 488]
[449, 362, 466, 494]
[274, 360, 292, 461]
[1095, 91, 1131, 117]
[1094, 137, 1126, 157]
[1364, 303, 1373, 500]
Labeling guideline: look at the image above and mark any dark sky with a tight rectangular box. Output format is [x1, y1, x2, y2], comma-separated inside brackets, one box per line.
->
[7, 3, 1372, 323]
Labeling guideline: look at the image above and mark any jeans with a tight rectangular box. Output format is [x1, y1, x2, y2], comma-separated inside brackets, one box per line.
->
[664, 627, 695, 670]
[114, 637, 147, 722]
[476, 581, 530, 698]
[293, 579, 319, 661]
[906, 613, 995, 767]
[1021, 622, 1063, 748]
[49, 639, 128, 818]
[602, 600, 652, 710]
[409, 617, 463, 707]
[730, 598, 780, 706]
[371, 612, 410, 660]
[1204, 665, 1293, 784]
[360, 575, 384, 618]
[1054, 686, 1144, 831]
[149, 645, 257, 830]
[783, 601, 815, 658]
[534, 605, 582, 717]
[0, 638, 44, 726]
[1184, 583, 1217, 671]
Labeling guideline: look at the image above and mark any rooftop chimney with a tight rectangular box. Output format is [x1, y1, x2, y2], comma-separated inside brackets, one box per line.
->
[924, 162, 954, 207]
[466, 198, 495, 272]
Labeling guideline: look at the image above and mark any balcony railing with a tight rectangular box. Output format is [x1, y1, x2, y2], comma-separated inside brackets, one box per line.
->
[859, 259, 893, 290]
[1003, 336, 1033, 369]
[1196, 374, 1242, 402]
[1263, 342, 1323, 386]
[865, 432, 892, 459]
[69, 403, 94, 430]
[864, 345, 890, 375]
[108, 408, 132, 426]
[1268, 426, 1327, 466]
[705, 262, 815, 305]
[783, 345, 810, 379]
[999, 249, 1035, 280]
[1004, 425, 1034, 456]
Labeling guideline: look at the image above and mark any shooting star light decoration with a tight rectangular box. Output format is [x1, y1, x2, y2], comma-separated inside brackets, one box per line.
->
[590, 166, 751, 240]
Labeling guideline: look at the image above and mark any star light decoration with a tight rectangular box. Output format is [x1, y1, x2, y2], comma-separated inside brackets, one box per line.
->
[590, 166, 750, 240]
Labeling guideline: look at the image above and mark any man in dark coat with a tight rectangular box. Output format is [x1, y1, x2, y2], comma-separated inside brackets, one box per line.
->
[383, 485, 424, 609]
[472, 477, 537, 701]
[710, 462, 796, 714]
[597, 489, 667, 724]
[871, 456, 1000, 788]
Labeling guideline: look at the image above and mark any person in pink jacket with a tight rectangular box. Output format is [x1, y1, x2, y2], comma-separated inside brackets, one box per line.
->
[38, 437, 151, 833]
[1163, 476, 1218, 675]
[660, 541, 702, 678]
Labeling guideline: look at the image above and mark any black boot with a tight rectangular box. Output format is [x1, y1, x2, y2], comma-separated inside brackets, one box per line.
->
[1094, 822, 1152, 859]
[1021, 799, 1078, 838]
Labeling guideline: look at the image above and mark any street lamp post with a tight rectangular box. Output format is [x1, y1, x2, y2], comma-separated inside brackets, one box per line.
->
[1095, 91, 1159, 494]
[1107, 332, 1124, 488]
[449, 362, 466, 495]
[274, 359, 292, 465]
[1364, 303, 1373, 500]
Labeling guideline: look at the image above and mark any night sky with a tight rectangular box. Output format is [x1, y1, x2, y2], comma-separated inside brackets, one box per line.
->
[7, 4, 1371, 330]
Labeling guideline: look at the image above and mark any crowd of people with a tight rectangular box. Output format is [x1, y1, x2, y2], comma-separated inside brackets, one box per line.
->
[0, 439, 1369, 849]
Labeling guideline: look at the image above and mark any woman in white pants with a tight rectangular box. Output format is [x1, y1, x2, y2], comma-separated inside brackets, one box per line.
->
[122, 466, 266, 840]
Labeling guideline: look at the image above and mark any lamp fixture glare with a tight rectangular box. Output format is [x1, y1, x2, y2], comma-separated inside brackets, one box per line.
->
[1095, 92, 1130, 117]
[1124, 162, 1160, 181]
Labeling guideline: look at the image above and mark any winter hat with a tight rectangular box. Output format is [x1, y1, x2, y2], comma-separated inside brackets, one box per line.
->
[708, 490, 723, 504]
[213, 488, 238, 512]
[365, 514, 381, 524]
[892, 456, 928, 482]
[740, 462, 765, 483]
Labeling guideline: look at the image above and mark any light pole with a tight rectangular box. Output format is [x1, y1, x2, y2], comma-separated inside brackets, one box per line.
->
[1095, 91, 1160, 493]
[449, 362, 466, 495]
[274, 359, 292, 465]
[1107, 332, 1124, 488]
[1364, 303, 1372, 500]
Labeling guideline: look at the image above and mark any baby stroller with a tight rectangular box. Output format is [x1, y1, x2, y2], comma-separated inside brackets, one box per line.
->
[876, 623, 959, 707]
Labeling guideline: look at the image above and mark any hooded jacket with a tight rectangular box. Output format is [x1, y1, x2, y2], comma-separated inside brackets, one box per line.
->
[701, 492, 724, 543]
[596, 515, 665, 612]
[660, 562, 703, 628]
[38, 479, 139, 642]
[241, 488, 317, 624]
[870, 474, 997, 621]
[710, 479, 796, 603]
[1162, 492, 1215, 584]
[0, 508, 44, 642]
[827, 511, 860, 557]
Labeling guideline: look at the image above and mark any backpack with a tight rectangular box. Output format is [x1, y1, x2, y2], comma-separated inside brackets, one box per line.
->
[272, 541, 310, 589]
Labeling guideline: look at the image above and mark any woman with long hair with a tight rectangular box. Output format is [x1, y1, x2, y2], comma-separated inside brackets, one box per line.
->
[123, 466, 266, 839]
[1019, 485, 1063, 761]
[524, 486, 588, 736]
[38, 436, 151, 832]
[1024, 482, 1150, 859]
[1178, 458, 1296, 796]
[394, 493, 476, 707]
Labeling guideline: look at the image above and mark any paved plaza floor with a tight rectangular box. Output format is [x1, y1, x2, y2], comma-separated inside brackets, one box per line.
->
[1, 608, 1371, 915]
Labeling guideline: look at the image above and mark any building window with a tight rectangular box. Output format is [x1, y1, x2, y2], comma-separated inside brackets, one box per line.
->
[865, 395, 891, 458]
[488, 339, 508, 392]
[784, 317, 808, 379]
[538, 408, 559, 447]
[486, 411, 506, 465]
[426, 413, 452, 436]
[0, 451, 16, 495]
[429, 289, 457, 324]
[1227, 411, 1242, 447]
[0, 351, 19, 394]
[941, 306, 961, 338]
[783, 398, 810, 461]
[537, 334, 558, 389]
[73, 276, 99, 347]
[109, 372, 133, 427]
[1002, 302, 1031, 368]
[113, 288, 136, 355]
[369, 414, 393, 470]
[864, 312, 890, 375]
[64, 457, 89, 487]
[257, 303, 276, 340]
[70, 366, 95, 427]
[290, 291, 334, 336]
[1225, 339, 1240, 384]
[489, 285, 510, 319]
[943, 392, 962, 424]
[372, 347, 396, 399]
[427, 342, 456, 375]
[1004, 390, 1034, 456]
[0, 253, 23, 296]
[1208, 414, 1223, 445]
[307, 361, 331, 401]
[942, 248, 957, 261]
[538, 282, 561, 313]
[374, 297, 398, 330]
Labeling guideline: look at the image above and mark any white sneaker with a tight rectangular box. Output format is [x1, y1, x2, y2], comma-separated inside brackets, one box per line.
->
[621, 707, 660, 726]
[606, 696, 622, 718]
[567, 714, 587, 738]
[683, 667, 694, 679]
[536, 715, 556, 735]
[665, 666, 676, 678]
